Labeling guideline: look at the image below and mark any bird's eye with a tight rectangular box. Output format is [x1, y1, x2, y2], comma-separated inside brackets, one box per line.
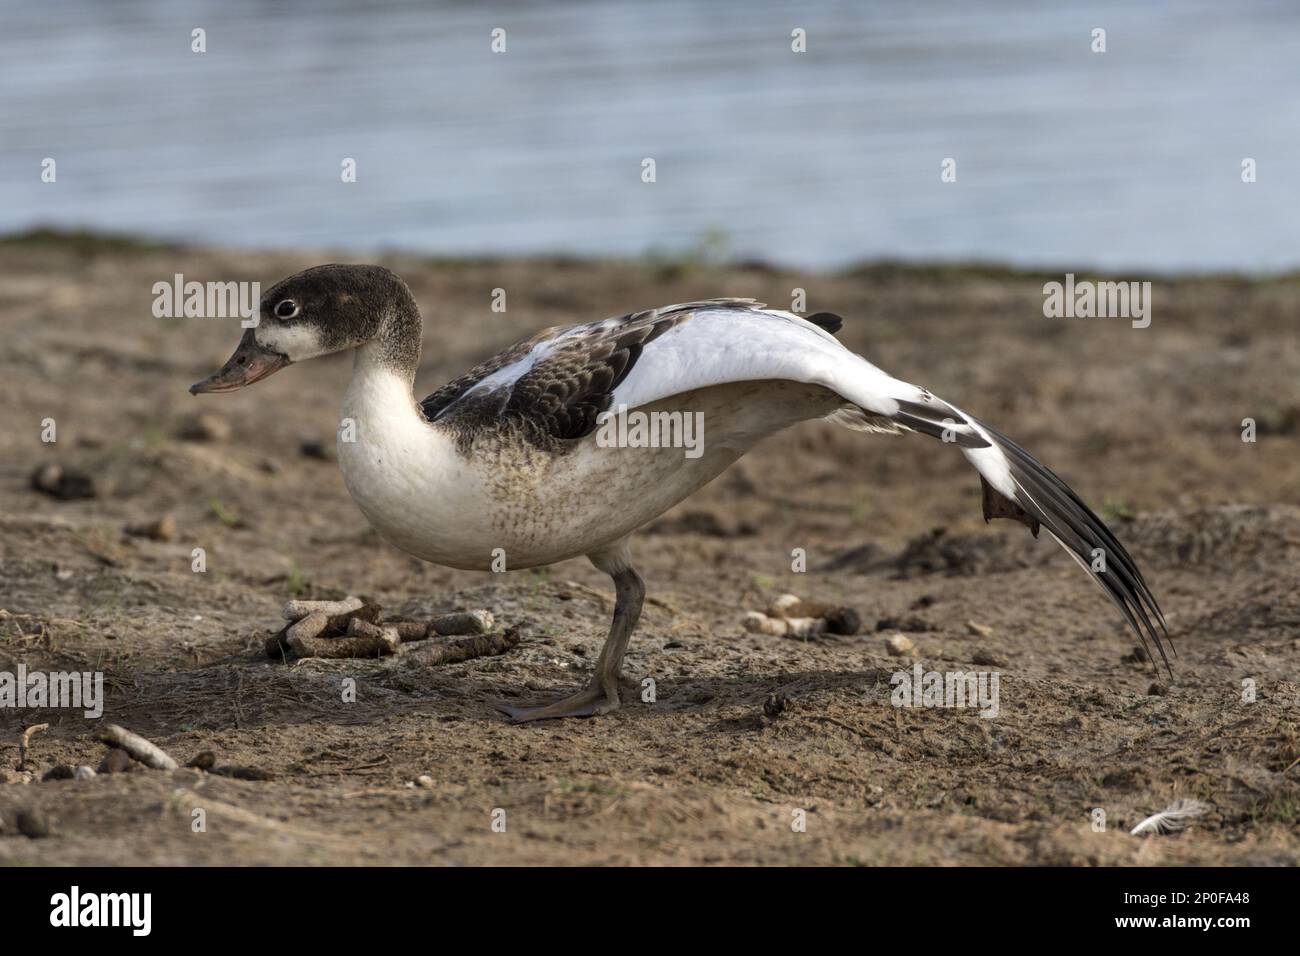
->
[274, 299, 300, 320]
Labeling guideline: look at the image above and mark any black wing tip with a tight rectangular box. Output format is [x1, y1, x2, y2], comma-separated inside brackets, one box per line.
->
[977, 421, 1175, 676]
[806, 311, 843, 335]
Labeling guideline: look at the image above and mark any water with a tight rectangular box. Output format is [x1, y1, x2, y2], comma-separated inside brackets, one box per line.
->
[3, 0, 1299, 272]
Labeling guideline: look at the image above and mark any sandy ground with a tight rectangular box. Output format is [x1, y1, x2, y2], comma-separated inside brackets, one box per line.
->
[0, 231, 1297, 865]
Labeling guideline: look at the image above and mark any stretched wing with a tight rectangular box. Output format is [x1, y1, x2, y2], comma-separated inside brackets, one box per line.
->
[422, 299, 796, 444]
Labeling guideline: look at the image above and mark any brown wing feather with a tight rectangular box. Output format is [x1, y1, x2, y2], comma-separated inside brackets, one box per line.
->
[422, 299, 763, 446]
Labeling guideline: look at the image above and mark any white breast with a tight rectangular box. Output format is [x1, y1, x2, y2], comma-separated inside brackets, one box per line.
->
[337, 358, 496, 569]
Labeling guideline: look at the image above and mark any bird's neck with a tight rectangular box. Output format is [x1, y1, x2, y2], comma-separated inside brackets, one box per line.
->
[343, 298, 425, 434]
[361, 291, 423, 388]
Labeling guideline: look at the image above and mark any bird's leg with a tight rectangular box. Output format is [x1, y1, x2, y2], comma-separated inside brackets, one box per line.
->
[497, 553, 645, 723]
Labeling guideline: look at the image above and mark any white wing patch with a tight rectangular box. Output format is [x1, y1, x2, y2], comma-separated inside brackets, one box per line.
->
[607, 304, 950, 441]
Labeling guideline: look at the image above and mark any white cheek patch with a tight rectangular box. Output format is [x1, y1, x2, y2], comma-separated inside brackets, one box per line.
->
[255, 323, 325, 363]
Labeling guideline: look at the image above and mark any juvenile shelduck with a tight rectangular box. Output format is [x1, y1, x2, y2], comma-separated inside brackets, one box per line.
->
[192, 265, 1170, 721]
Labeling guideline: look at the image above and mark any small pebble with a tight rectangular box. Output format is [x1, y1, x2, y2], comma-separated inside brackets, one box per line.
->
[16, 808, 50, 838]
[31, 463, 97, 500]
[125, 514, 177, 542]
[299, 438, 332, 460]
[31, 463, 62, 494]
[41, 764, 74, 782]
[823, 607, 861, 636]
[965, 620, 994, 638]
[97, 748, 132, 774]
[1148, 682, 1169, 696]
[186, 751, 217, 770]
[415, 774, 435, 789]
[768, 594, 801, 617]
[742, 611, 789, 636]
[73, 766, 96, 781]
[884, 633, 915, 657]
[970, 649, 1004, 667]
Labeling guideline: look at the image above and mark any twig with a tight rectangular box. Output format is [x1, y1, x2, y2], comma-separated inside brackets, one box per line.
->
[18, 723, 49, 770]
[97, 724, 179, 770]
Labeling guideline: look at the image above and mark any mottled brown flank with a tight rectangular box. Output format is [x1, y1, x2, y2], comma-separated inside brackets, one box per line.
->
[420, 299, 763, 451]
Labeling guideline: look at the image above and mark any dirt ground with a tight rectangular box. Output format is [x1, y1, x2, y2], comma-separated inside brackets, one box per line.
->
[0, 231, 1297, 865]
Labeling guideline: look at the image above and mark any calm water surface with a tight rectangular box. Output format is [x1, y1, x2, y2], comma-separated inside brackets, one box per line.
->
[3, 0, 1299, 271]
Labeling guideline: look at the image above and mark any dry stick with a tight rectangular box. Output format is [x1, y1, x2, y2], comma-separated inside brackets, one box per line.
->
[18, 723, 49, 770]
[97, 724, 179, 770]
[404, 627, 520, 665]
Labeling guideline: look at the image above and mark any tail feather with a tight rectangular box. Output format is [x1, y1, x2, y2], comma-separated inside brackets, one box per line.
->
[819, 360, 1171, 675]
[965, 418, 1173, 674]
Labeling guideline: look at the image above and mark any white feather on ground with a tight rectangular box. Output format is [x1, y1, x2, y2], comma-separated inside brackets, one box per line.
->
[1129, 799, 1210, 836]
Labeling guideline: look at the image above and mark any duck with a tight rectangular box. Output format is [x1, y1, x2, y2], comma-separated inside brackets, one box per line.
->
[191, 264, 1170, 721]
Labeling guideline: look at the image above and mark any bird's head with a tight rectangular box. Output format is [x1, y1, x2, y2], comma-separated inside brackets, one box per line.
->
[189, 263, 418, 394]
